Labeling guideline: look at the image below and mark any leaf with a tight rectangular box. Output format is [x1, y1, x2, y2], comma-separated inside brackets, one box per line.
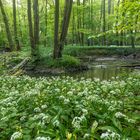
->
[98, 126, 118, 133]
[112, 117, 122, 132]
[91, 120, 98, 134]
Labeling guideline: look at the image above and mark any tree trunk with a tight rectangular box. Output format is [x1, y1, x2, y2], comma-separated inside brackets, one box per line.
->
[102, 0, 106, 46]
[130, 30, 135, 49]
[27, 0, 39, 60]
[58, 0, 73, 58]
[77, 0, 81, 45]
[115, 0, 120, 46]
[17, 1, 23, 44]
[108, 0, 111, 15]
[44, 0, 48, 47]
[90, 0, 94, 31]
[33, 0, 39, 46]
[72, 6, 75, 45]
[0, 0, 14, 51]
[120, 0, 125, 46]
[53, 0, 59, 59]
[81, 0, 85, 46]
[33, 0, 39, 59]
[27, 0, 35, 55]
[13, 0, 21, 51]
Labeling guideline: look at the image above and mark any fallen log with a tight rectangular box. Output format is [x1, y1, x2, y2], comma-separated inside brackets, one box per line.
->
[121, 64, 140, 68]
[9, 57, 30, 75]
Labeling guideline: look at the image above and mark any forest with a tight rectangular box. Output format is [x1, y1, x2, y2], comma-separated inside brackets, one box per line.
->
[0, 0, 140, 140]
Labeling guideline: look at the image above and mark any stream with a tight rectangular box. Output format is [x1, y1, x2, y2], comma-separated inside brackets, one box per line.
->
[26, 57, 140, 80]
[66, 57, 140, 80]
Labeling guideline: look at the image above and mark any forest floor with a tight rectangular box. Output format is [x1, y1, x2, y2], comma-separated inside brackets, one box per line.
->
[0, 45, 140, 76]
[0, 46, 140, 139]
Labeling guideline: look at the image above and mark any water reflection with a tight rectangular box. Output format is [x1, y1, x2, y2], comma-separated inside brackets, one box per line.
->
[68, 61, 137, 80]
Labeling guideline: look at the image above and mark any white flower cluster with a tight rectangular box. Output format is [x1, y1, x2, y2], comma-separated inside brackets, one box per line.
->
[0, 74, 139, 139]
[72, 115, 86, 129]
[53, 120, 60, 127]
[35, 136, 51, 140]
[100, 130, 120, 140]
[115, 112, 136, 123]
[10, 132, 23, 140]
[115, 112, 126, 118]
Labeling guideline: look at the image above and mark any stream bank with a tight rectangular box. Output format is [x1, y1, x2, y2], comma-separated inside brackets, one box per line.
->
[24, 56, 140, 80]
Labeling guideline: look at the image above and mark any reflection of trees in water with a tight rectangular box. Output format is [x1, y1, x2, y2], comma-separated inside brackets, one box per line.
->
[72, 65, 134, 80]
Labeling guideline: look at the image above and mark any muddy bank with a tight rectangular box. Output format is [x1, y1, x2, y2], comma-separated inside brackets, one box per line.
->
[24, 64, 88, 76]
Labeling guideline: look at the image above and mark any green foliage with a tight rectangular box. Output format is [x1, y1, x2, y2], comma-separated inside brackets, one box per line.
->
[0, 73, 140, 139]
[64, 45, 140, 56]
[39, 55, 81, 68]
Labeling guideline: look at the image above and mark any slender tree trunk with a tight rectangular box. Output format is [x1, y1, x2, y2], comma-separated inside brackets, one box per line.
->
[130, 30, 135, 48]
[33, 0, 39, 59]
[33, 0, 39, 46]
[102, 0, 106, 46]
[17, 1, 23, 43]
[107, 0, 111, 45]
[0, 0, 14, 51]
[120, 0, 125, 46]
[108, 0, 111, 15]
[77, 0, 81, 45]
[72, 6, 75, 45]
[130, 14, 138, 49]
[100, 0, 103, 21]
[58, 0, 73, 58]
[53, 0, 59, 59]
[27, 0, 35, 54]
[90, 0, 94, 31]
[115, 0, 120, 46]
[13, 0, 20, 51]
[44, 0, 48, 47]
[111, 0, 114, 14]
[81, 0, 85, 46]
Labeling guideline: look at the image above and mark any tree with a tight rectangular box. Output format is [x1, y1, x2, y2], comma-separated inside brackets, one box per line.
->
[102, 0, 106, 46]
[27, 0, 39, 59]
[115, 0, 120, 46]
[53, 0, 59, 59]
[44, 0, 48, 47]
[27, 0, 35, 53]
[0, 0, 14, 51]
[33, 0, 39, 47]
[13, 0, 21, 51]
[53, 0, 73, 59]
[117, 0, 140, 48]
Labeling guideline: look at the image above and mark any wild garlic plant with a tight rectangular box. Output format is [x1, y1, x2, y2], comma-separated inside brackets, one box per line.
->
[0, 73, 140, 139]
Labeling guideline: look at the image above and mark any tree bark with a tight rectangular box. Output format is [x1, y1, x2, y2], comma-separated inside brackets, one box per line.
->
[120, 0, 125, 46]
[33, 0, 39, 46]
[27, 0, 39, 59]
[102, 0, 106, 46]
[44, 0, 48, 47]
[77, 0, 82, 45]
[108, 0, 111, 15]
[27, 0, 34, 52]
[0, 0, 14, 51]
[115, 0, 120, 46]
[13, 0, 21, 51]
[58, 0, 73, 58]
[53, 0, 59, 59]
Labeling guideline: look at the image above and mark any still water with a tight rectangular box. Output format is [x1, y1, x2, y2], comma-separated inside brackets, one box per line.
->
[27, 58, 140, 80]
[67, 58, 140, 80]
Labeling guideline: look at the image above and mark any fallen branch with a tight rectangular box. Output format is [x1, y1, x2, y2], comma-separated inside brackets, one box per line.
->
[121, 64, 140, 68]
[9, 57, 30, 75]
